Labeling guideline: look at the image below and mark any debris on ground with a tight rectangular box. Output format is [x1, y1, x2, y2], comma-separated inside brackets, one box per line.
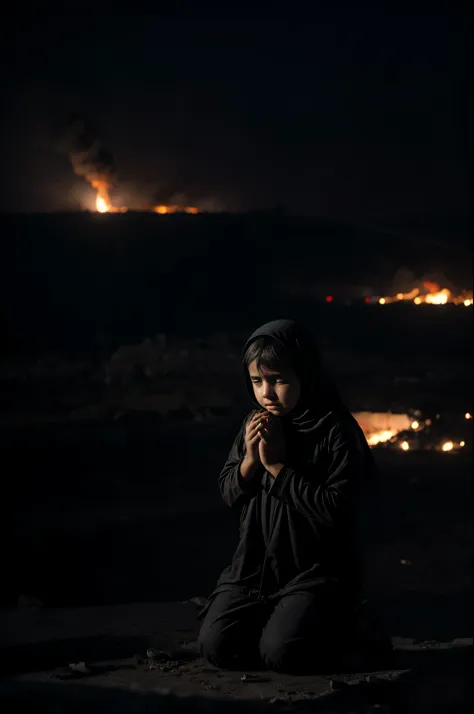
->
[240, 673, 271, 683]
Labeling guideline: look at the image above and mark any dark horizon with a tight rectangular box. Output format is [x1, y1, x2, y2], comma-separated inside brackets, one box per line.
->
[1, 1, 471, 221]
[2, 207, 471, 257]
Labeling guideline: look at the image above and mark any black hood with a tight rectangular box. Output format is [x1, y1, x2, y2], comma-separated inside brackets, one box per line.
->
[242, 319, 348, 433]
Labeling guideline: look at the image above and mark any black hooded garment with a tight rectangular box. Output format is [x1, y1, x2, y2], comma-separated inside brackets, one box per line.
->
[201, 319, 376, 615]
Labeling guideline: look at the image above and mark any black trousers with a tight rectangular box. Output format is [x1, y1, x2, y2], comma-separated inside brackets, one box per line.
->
[198, 584, 354, 674]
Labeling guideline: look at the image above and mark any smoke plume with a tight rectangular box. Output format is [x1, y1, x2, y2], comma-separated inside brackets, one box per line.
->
[60, 114, 116, 203]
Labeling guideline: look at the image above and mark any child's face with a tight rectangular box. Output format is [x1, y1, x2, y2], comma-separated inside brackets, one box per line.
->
[248, 360, 301, 416]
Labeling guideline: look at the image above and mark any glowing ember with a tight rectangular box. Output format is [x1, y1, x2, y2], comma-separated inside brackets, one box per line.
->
[441, 441, 454, 452]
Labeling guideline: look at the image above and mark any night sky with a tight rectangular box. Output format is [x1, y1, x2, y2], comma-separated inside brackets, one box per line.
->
[1, 1, 471, 220]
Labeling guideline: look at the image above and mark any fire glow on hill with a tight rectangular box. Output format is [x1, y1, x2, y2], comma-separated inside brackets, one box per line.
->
[64, 115, 199, 215]
[93, 180, 199, 215]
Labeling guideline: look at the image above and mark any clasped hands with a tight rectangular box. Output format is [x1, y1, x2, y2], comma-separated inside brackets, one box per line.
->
[244, 411, 285, 478]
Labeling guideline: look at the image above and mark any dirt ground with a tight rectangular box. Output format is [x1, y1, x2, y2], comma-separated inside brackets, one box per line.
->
[1, 599, 472, 713]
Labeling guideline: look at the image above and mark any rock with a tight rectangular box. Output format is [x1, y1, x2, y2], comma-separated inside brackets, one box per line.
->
[240, 673, 270, 683]
[68, 662, 91, 675]
[53, 662, 94, 680]
[146, 648, 172, 661]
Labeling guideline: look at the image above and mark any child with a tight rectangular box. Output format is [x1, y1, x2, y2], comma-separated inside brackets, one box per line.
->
[198, 319, 388, 674]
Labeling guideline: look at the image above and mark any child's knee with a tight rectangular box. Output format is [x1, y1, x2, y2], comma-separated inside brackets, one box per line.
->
[198, 619, 236, 669]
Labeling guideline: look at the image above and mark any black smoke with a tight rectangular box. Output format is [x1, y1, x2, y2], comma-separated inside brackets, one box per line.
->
[61, 113, 116, 185]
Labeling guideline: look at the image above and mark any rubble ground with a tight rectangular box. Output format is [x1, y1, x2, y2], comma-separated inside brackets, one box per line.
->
[1, 600, 472, 713]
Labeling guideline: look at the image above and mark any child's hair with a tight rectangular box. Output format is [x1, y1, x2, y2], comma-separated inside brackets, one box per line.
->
[242, 336, 290, 374]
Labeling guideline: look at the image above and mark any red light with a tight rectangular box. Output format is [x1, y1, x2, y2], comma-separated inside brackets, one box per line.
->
[364, 297, 371, 304]
[325, 295, 333, 303]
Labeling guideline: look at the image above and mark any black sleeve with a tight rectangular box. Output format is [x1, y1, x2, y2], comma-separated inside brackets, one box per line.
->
[218, 414, 263, 508]
[268, 418, 367, 525]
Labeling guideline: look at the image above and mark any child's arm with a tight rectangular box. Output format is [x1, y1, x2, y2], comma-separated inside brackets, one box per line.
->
[218, 416, 263, 508]
[267, 418, 367, 526]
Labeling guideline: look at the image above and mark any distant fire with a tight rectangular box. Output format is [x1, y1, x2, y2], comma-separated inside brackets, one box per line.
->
[92, 180, 127, 214]
[96, 195, 108, 213]
[63, 115, 200, 216]
[377, 281, 472, 307]
[153, 205, 199, 215]
[353, 411, 469, 451]
[92, 186, 199, 215]
[353, 412, 412, 446]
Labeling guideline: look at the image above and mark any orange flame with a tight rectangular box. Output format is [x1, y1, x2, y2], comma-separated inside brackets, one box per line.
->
[91, 189, 199, 215]
[92, 179, 128, 213]
[96, 195, 109, 213]
[153, 205, 199, 215]
[423, 280, 440, 294]
[377, 283, 472, 307]
[91, 179, 112, 213]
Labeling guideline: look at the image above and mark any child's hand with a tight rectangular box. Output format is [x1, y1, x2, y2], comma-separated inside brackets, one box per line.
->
[243, 412, 265, 465]
[258, 414, 285, 470]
